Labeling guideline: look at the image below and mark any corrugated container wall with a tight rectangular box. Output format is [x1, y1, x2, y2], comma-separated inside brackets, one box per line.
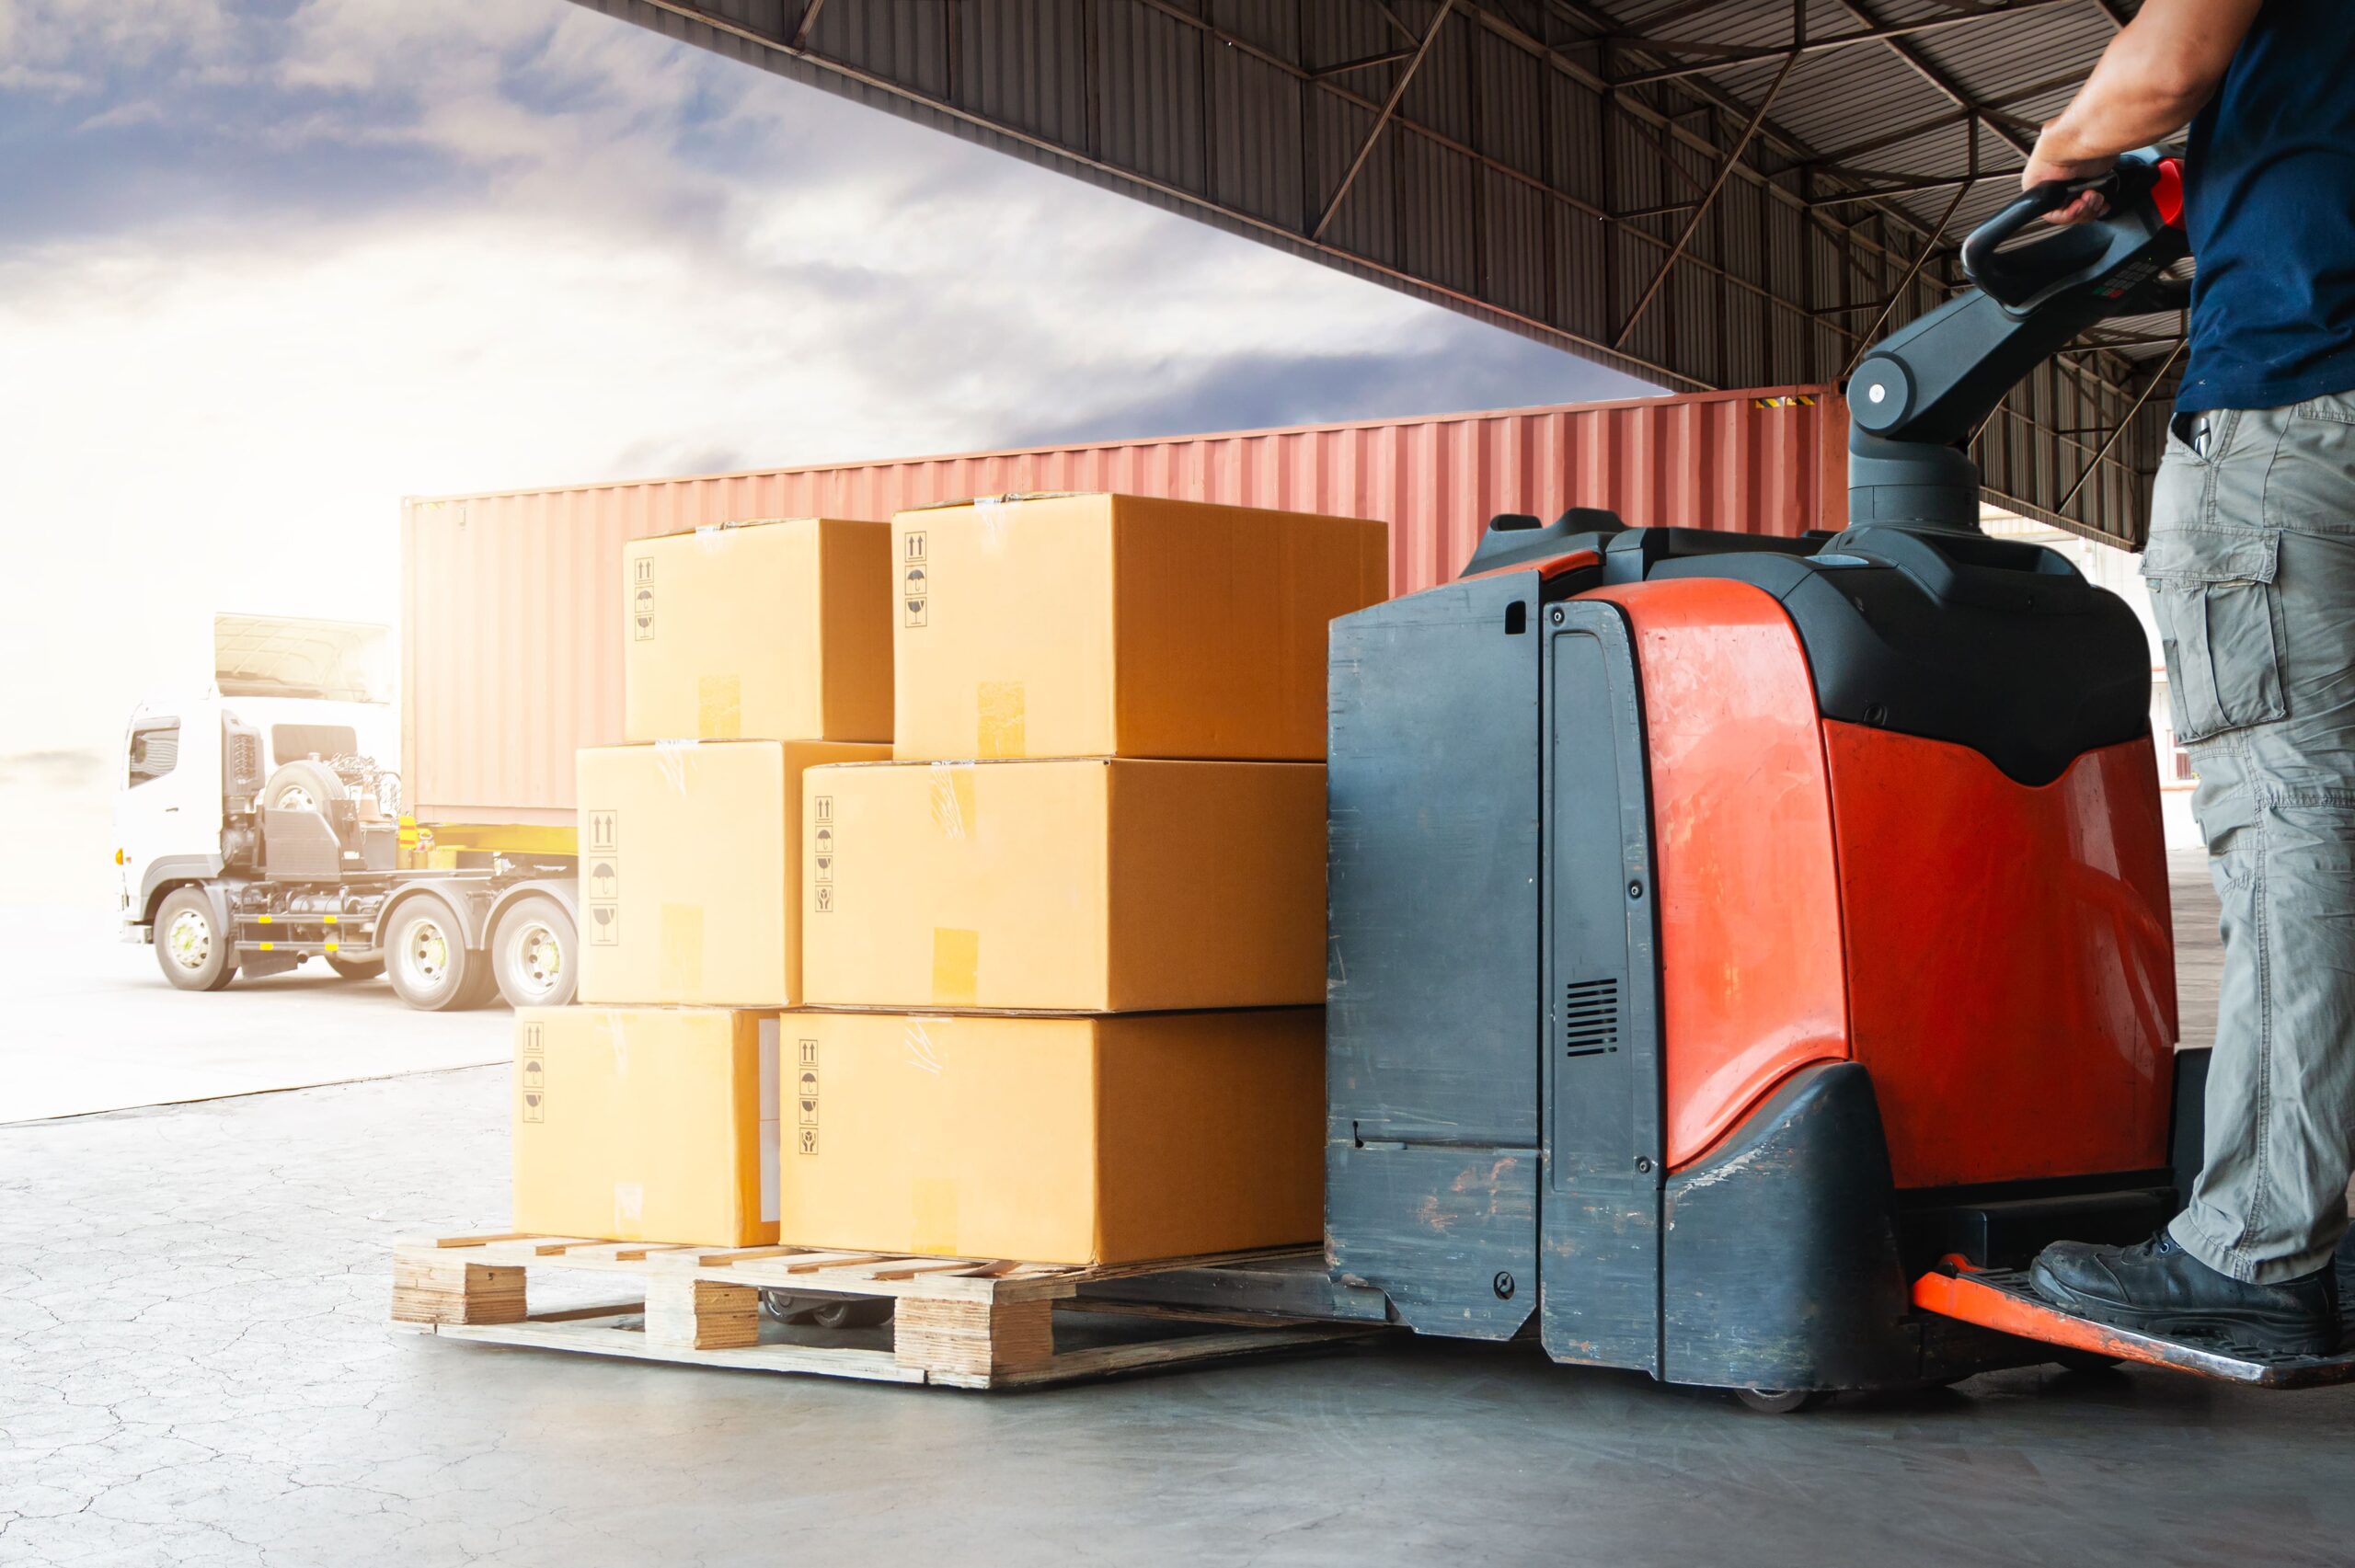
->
[403, 385, 1844, 824]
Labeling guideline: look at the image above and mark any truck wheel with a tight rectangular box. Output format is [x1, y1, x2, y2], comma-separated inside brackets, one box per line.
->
[490, 895, 577, 1009]
[326, 955, 385, 981]
[155, 888, 237, 992]
[384, 898, 489, 1012]
[264, 759, 345, 812]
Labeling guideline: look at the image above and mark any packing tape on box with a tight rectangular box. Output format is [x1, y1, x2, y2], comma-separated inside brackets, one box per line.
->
[696, 674, 742, 738]
[976, 681, 1026, 758]
[930, 928, 980, 1006]
[661, 903, 706, 998]
[652, 738, 697, 794]
[613, 1181, 645, 1229]
[928, 762, 978, 840]
[902, 1017, 946, 1075]
[972, 495, 1009, 553]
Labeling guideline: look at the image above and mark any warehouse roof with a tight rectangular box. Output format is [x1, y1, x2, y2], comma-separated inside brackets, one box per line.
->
[574, 0, 2168, 544]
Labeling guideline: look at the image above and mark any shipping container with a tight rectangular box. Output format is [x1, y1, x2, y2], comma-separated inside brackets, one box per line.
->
[403, 384, 1845, 824]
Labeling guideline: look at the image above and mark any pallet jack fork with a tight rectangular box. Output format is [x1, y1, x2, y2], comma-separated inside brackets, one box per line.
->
[1915, 1255, 2355, 1389]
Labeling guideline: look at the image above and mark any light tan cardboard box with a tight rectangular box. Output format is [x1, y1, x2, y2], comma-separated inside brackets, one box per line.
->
[775, 1008, 1323, 1265]
[890, 493, 1386, 761]
[800, 757, 1327, 1012]
[512, 1006, 779, 1247]
[624, 517, 891, 743]
[578, 739, 889, 1006]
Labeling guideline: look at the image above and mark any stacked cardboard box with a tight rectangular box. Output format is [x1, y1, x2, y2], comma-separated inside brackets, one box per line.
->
[788, 493, 1388, 1265]
[512, 518, 892, 1247]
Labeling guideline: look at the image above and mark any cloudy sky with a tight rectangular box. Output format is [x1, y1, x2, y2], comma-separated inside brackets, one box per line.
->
[0, 0, 1641, 905]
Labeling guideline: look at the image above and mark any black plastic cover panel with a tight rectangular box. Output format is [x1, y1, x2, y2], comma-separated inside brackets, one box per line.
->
[1325, 572, 1543, 1339]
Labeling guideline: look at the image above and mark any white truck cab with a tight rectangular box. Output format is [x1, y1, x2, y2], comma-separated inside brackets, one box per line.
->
[117, 613, 576, 1011]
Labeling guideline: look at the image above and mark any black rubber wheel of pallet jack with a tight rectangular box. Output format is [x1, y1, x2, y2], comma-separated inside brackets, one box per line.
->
[2051, 1349, 2124, 1375]
[1736, 1388, 1822, 1414]
[762, 1290, 894, 1330]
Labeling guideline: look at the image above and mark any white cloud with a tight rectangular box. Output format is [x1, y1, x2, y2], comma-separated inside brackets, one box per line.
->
[0, 0, 1637, 903]
[0, 0, 238, 94]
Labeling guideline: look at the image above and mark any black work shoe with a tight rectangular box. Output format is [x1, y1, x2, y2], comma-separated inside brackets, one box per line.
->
[2029, 1231, 2340, 1357]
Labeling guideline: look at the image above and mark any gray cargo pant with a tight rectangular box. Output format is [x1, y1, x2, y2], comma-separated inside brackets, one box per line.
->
[2147, 393, 2355, 1285]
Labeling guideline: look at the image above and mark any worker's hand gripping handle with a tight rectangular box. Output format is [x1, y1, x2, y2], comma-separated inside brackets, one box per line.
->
[1959, 152, 2182, 315]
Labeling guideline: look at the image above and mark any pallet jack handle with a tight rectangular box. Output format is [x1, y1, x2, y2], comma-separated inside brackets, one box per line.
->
[1845, 150, 2190, 532]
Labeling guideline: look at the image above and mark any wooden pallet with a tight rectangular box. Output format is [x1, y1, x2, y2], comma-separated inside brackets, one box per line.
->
[391, 1234, 1383, 1391]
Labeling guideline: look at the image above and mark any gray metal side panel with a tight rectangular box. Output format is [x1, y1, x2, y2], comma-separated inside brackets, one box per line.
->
[1538, 601, 1664, 1375]
[1324, 578, 1541, 1340]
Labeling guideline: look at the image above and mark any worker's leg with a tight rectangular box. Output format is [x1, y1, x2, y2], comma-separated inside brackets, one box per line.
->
[2031, 400, 2355, 1352]
[2163, 398, 2355, 1284]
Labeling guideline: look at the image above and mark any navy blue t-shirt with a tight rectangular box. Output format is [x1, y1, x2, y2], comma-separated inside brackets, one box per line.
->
[2177, 0, 2355, 413]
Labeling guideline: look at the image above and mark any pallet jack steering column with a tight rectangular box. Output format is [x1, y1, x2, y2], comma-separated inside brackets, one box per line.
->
[1847, 149, 2188, 532]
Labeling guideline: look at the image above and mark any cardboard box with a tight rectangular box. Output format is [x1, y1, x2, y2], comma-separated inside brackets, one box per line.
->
[512, 1006, 780, 1246]
[800, 758, 1326, 1012]
[776, 1009, 1322, 1265]
[890, 493, 1386, 761]
[624, 517, 892, 743]
[578, 739, 890, 1006]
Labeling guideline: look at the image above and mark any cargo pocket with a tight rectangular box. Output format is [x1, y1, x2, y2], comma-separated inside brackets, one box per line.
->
[2141, 525, 2287, 743]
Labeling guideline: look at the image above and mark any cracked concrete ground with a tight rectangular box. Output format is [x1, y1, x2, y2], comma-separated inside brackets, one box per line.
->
[7, 1063, 2355, 1568]
[8, 856, 2353, 1567]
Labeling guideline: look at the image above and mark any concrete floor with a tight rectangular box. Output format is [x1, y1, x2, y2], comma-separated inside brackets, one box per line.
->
[0, 906, 508, 1124]
[8, 853, 2351, 1568]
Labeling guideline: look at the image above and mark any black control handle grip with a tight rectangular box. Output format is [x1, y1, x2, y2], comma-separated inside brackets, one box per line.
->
[1960, 151, 2175, 313]
[1961, 174, 2117, 280]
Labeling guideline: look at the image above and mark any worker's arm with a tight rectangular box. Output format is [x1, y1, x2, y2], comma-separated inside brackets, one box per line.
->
[2023, 0, 2266, 221]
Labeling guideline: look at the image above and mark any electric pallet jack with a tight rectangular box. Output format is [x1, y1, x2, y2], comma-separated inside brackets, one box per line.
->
[1322, 150, 2355, 1406]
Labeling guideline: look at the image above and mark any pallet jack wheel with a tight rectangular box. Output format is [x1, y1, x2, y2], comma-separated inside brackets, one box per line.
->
[1735, 1388, 1821, 1414]
[2051, 1349, 2124, 1375]
[761, 1290, 893, 1330]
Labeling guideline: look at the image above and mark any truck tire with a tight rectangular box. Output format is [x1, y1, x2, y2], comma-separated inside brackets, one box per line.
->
[264, 759, 345, 812]
[326, 955, 385, 981]
[490, 895, 577, 1009]
[384, 898, 491, 1012]
[155, 887, 237, 992]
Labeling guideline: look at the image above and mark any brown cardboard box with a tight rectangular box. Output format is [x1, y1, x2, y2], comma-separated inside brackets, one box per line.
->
[512, 1006, 779, 1247]
[624, 517, 891, 743]
[775, 1009, 1322, 1265]
[799, 758, 1326, 1012]
[578, 739, 890, 1006]
[890, 493, 1385, 761]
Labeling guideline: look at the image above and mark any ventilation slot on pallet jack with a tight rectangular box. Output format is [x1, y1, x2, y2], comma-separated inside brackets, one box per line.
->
[1562, 978, 1621, 1058]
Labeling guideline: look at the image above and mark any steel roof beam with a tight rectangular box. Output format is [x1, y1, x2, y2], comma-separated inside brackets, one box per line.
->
[1314, 0, 1457, 240]
[1605, 0, 2080, 90]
